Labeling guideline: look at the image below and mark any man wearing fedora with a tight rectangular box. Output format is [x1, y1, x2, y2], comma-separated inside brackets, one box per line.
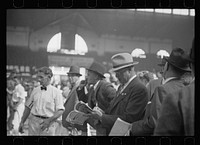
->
[76, 61, 116, 135]
[85, 61, 116, 111]
[86, 53, 148, 135]
[130, 47, 191, 136]
[154, 38, 195, 136]
[61, 65, 88, 136]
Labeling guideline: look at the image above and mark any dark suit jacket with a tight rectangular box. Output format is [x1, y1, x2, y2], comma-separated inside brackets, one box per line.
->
[131, 78, 185, 136]
[62, 81, 87, 132]
[147, 78, 163, 100]
[88, 80, 116, 112]
[93, 76, 148, 135]
[154, 81, 194, 136]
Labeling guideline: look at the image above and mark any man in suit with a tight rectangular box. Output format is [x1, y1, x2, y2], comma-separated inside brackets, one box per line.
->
[154, 38, 195, 136]
[76, 61, 116, 135]
[86, 61, 116, 112]
[61, 65, 88, 136]
[86, 53, 148, 135]
[130, 47, 191, 136]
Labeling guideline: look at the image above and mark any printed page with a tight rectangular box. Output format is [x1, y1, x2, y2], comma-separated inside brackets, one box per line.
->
[109, 118, 132, 136]
[66, 110, 89, 125]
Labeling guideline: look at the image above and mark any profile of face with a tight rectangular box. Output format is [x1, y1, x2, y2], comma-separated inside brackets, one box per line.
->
[115, 68, 130, 85]
[86, 70, 98, 85]
[68, 74, 79, 85]
[36, 72, 50, 86]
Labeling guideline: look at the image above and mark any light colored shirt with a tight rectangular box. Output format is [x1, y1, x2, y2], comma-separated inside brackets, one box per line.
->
[94, 80, 100, 91]
[25, 84, 65, 117]
[12, 84, 27, 103]
[162, 77, 177, 85]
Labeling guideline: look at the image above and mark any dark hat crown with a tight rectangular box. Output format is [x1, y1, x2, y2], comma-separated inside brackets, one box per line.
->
[67, 65, 82, 76]
[88, 61, 106, 78]
[164, 47, 191, 72]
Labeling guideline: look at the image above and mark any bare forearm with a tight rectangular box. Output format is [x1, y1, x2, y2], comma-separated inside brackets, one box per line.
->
[20, 106, 31, 124]
[49, 109, 64, 123]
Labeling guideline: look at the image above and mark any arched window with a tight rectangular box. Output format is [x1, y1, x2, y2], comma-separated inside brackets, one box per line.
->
[131, 48, 146, 58]
[47, 33, 88, 79]
[47, 32, 61, 52]
[75, 34, 88, 55]
[47, 33, 88, 55]
[156, 50, 170, 58]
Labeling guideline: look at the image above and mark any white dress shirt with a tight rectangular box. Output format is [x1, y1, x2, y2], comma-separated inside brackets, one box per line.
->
[25, 84, 65, 117]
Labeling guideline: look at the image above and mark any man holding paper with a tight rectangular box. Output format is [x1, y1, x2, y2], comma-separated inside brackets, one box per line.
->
[86, 53, 148, 136]
[62, 65, 88, 136]
[76, 61, 117, 135]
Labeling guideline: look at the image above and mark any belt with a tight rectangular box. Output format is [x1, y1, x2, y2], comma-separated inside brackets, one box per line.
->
[32, 114, 49, 119]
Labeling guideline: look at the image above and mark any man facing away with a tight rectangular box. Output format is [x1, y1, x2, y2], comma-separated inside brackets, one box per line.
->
[130, 47, 191, 136]
[154, 38, 195, 136]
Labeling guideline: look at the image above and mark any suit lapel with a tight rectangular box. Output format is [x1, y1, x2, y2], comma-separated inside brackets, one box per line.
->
[64, 83, 79, 105]
[109, 77, 137, 111]
[93, 80, 103, 100]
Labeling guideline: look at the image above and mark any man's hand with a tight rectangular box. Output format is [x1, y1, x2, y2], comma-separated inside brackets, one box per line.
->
[88, 112, 102, 120]
[40, 118, 52, 131]
[18, 122, 24, 133]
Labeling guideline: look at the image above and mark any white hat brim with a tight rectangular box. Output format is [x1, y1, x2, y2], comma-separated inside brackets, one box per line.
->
[110, 62, 139, 72]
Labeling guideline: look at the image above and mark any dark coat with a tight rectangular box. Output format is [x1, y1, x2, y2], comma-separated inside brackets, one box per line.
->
[75, 80, 116, 135]
[62, 82, 87, 132]
[94, 76, 148, 135]
[154, 81, 194, 136]
[130, 78, 185, 136]
[87, 80, 116, 112]
[146, 78, 163, 100]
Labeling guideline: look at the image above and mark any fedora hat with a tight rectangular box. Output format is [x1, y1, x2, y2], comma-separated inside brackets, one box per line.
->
[87, 61, 106, 78]
[164, 47, 191, 72]
[110, 53, 139, 72]
[67, 65, 82, 76]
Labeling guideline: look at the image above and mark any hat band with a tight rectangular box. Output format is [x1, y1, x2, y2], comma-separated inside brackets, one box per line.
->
[113, 62, 134, 69]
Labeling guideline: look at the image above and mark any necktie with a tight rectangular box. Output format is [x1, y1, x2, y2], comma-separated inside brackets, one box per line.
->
[41, 86, 47, 91]
[117, 84, 124, 96]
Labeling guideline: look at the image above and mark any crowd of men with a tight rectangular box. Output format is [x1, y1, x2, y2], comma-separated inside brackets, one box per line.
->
[7, 38, 194, 136]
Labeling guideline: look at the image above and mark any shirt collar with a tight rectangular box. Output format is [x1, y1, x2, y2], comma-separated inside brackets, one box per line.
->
[94, 80, 100, 90]
[162, 77, 177, 85]
[121, 74, 137, 92]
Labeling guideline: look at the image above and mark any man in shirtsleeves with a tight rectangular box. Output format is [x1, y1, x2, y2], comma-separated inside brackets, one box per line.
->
[18, 67, 65, 135]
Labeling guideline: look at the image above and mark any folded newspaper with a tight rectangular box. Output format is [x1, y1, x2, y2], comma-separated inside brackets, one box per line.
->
[66, 101, 102, 125]
[109, 118, 132, 136]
